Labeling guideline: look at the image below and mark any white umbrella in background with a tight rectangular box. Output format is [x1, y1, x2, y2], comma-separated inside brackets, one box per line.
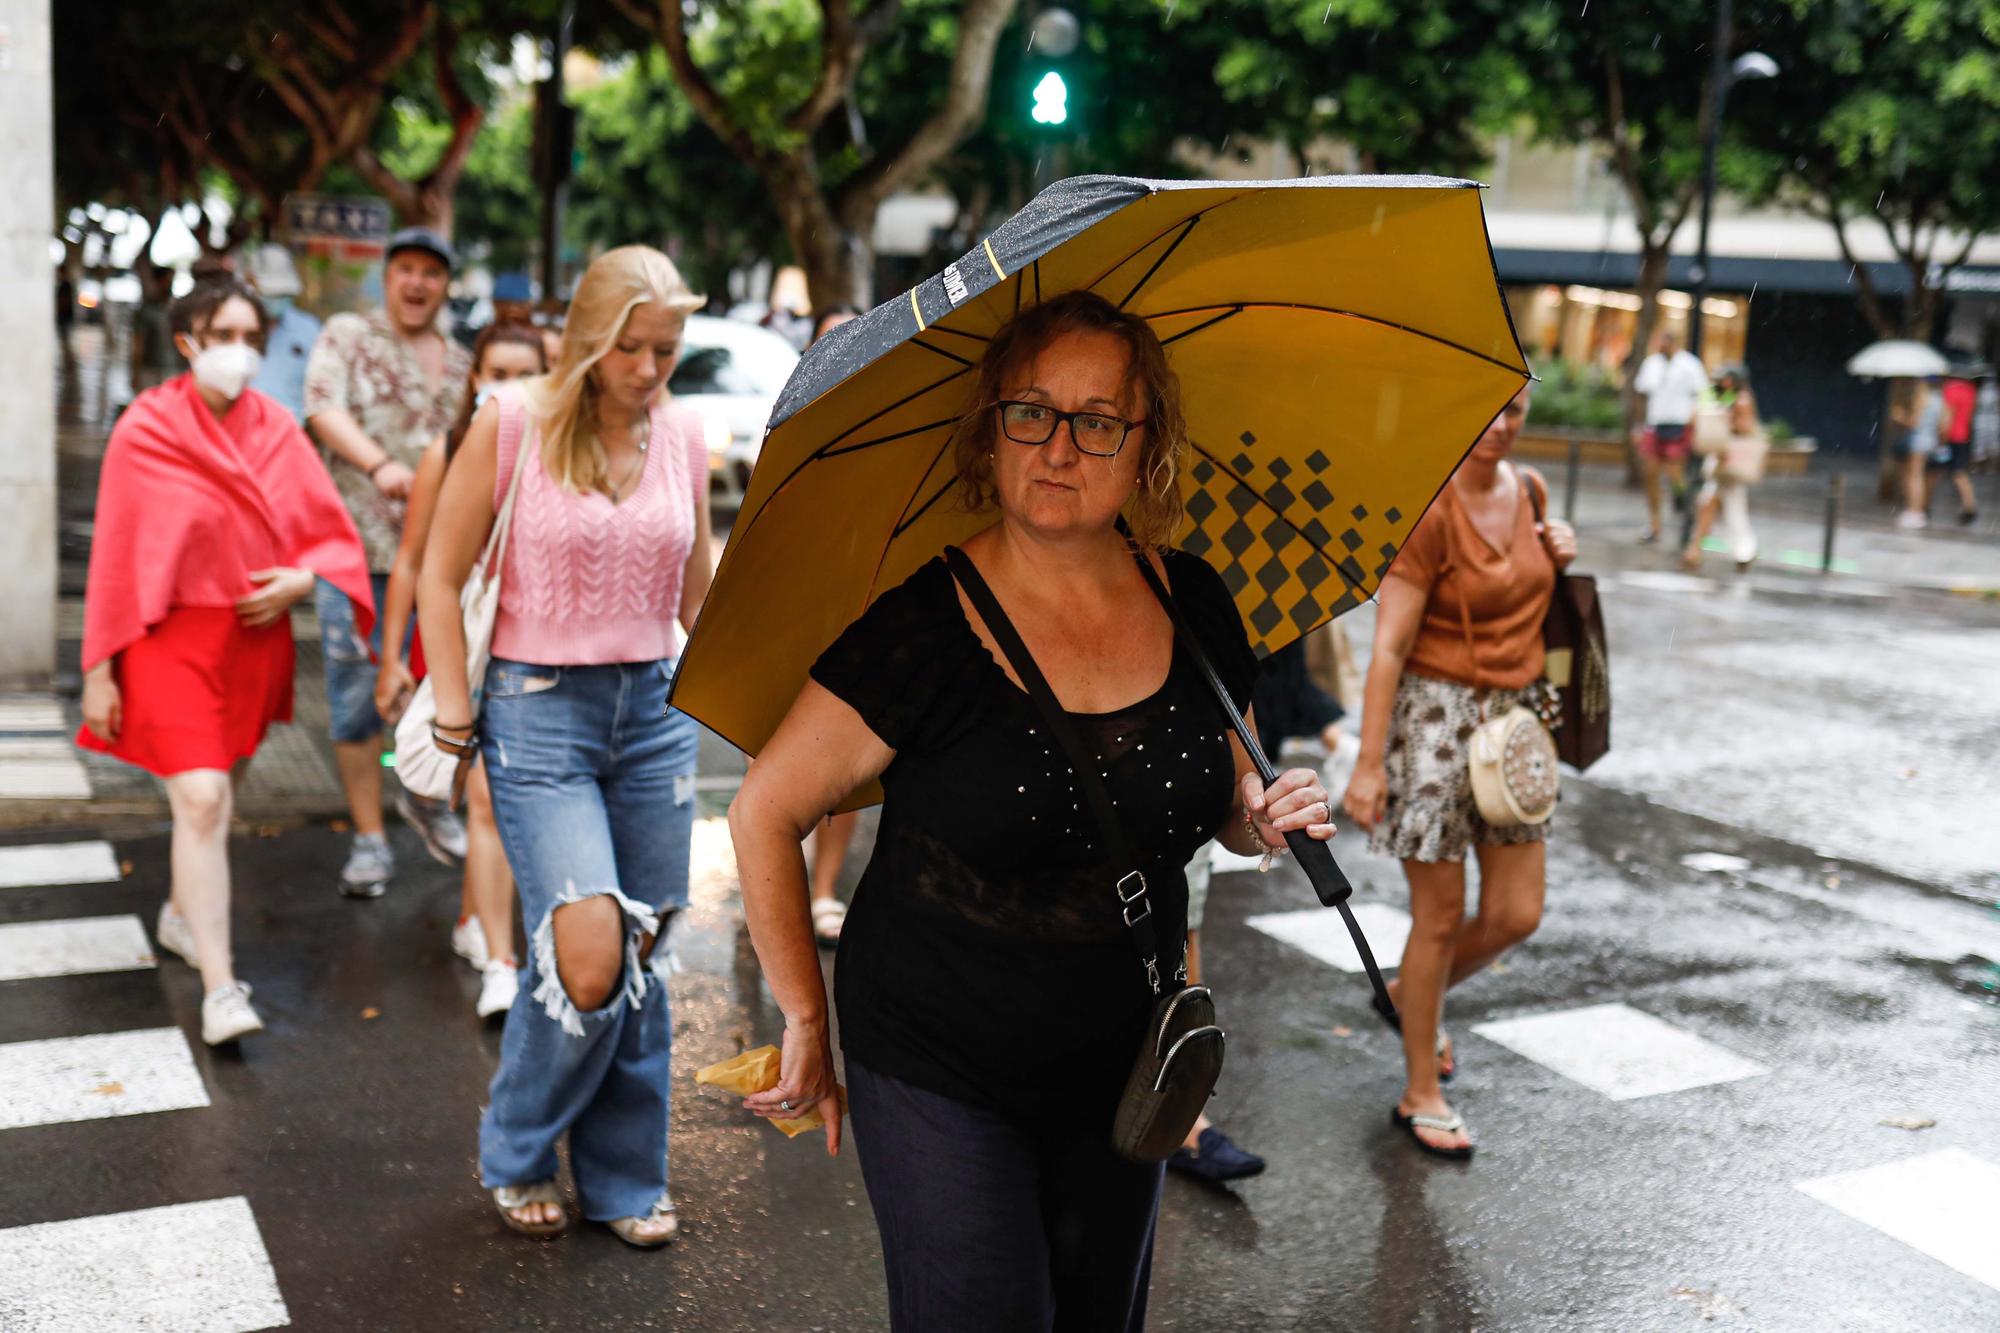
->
[1846, 340, 1950, 378]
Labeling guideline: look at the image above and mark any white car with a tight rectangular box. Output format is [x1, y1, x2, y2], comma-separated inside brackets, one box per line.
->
[669, 314, 800, 509]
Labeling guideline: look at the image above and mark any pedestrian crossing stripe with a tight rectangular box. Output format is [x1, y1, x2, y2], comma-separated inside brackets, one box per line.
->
[0, 915, 154, 982]
[1472, 1002, 1767, 1101]
[0, 841, 120, 890]
[1246, 903, 1411, 975]
[1798, 1149, 2000, 1294]
[0, 1027, 209, 1131]
[0, 1197, 289, 1331]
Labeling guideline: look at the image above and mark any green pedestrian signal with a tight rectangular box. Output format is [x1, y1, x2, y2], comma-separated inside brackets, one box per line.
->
[1031, 71, 1069, 125]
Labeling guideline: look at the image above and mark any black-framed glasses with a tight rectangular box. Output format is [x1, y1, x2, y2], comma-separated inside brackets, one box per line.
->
[994, 400, 1147, 458]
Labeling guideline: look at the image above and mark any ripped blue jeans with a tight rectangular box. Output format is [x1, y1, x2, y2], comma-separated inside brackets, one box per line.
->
[476, 656, 699, 1221]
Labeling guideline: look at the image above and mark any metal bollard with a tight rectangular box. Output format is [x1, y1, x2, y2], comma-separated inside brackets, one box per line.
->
[1564, 435, 1581, 524]
[1822, 473, 1844, 572]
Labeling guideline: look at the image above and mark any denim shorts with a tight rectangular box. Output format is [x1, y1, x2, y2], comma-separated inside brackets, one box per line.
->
[315, 573, 397, 744]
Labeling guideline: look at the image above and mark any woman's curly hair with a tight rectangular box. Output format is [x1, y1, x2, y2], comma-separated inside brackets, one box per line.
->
[950, 289, 1188, 549]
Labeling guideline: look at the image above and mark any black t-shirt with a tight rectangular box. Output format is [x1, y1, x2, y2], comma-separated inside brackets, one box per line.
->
[810, 548, 1258, 1128]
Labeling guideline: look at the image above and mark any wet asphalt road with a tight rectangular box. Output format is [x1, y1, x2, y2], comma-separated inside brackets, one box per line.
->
[4, 562, 1999, 1331]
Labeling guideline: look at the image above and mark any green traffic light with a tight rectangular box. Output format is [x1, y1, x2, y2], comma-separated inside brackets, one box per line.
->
[1031, 71, 1068, 125]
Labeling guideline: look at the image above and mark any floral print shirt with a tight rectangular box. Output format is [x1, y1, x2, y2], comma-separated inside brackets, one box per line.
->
[303, 309, 472, 571]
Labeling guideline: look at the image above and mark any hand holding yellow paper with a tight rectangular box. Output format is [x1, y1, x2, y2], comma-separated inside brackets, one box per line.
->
[694, 1045, 846, 1138]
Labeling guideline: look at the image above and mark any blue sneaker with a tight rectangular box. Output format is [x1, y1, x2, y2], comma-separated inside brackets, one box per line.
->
[1167, 1127, 1266, 1183]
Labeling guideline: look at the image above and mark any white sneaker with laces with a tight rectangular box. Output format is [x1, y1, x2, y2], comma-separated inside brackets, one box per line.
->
[450, 916, 489, 969]
[201, 980, 265, 1045]
[396, 789, 469, 865]
[476, 960, 519, 1019]
[157, 903, 200, 969]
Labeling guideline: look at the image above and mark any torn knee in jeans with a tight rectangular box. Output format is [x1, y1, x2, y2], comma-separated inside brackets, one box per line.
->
[529, 883, 662, 1037]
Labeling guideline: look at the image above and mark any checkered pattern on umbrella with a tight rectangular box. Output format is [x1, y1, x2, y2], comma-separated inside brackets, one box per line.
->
[1179, 434, 1403, 658]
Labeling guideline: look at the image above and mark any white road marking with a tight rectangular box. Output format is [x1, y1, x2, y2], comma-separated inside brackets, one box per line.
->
[0, 698, 66, 731]
[0, 1197, 290, 1331]
[1472, 1002, 1767, 1100]
[1246, 902, 1411, 974]
[1798, 1149, 2000, 1293]
[0, 916, 154, 982]
[0, 740, 92, 799]
[1680, 851, 1752, 874]
[0, 841, 121, 890]
[0, 1028, 209, 1131]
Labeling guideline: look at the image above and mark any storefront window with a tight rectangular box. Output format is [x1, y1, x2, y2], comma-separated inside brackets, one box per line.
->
[1507, 283, 1751, 374]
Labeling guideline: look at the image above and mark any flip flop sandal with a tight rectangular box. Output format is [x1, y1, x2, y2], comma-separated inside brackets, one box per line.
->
[810, 898, 847, 949]
[1370, 992, 1455, 1082]
[604, 1202, 679, 1249]
[1391, 1107, 1475, 1161]
[493, 1180, 567, 1238]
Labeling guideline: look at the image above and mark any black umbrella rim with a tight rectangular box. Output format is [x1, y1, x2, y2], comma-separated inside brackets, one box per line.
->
[769, 172, 1492, 432]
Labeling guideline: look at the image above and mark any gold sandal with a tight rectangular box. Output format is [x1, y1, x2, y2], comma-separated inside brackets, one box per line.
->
[492, 1180, 567, 1238]
[604, 1200, 678, 1249]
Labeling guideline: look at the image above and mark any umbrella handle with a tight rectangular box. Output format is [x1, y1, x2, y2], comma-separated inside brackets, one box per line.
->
[1123, 531, 1396, 1019]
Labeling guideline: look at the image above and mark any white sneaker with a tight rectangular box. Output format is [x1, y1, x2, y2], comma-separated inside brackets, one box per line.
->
[201, 980, 265, 1045]
[1896, 509, 1929, 530]
[450, 916, 489, 969]
[156, 903, 199, 969]
[476, 960, 519, 1019]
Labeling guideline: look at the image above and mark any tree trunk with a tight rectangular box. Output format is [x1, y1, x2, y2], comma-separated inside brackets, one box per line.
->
[1620, 242, 1670, 485]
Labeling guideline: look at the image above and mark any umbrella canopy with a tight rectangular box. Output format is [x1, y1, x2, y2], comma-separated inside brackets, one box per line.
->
[674, 174, 1530, 783]
[1846, 340, 1950, 379]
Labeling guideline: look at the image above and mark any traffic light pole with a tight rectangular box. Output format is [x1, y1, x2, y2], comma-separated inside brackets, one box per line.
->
[1688, 0, 1731, 361]
[538, 2, 575, 306]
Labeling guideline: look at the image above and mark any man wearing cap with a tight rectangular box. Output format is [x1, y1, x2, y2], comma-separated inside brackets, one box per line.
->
[247, 245, 322, 424]
[304, 226, 474, 897]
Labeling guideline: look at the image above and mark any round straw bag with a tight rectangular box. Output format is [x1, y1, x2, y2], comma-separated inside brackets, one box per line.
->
[1468, 706, 1560, 827]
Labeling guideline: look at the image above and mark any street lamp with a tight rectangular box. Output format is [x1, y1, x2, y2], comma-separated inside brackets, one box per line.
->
[1687, 0, 1777, 360]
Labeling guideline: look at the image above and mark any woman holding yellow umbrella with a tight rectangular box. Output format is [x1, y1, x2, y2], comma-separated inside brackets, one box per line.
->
[695, 174, 1527, 1327]
[730, 291, 1337, 1328]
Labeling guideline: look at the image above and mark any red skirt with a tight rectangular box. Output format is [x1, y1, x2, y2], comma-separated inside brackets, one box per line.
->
[76, 606, 295, 777]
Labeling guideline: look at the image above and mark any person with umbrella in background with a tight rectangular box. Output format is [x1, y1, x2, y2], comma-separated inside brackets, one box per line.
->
[729, 290, 1336, 1328]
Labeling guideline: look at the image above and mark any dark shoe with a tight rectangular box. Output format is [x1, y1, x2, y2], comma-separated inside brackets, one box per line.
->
[1960, 510, 1978, 527]
[1167, 1127, 1266, 1182]
[1391, 1106, 1474, 1161]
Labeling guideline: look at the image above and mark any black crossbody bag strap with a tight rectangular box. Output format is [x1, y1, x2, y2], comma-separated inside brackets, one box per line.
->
[1120, 539, 1396, 1018]
[943, 547, 1173, 995]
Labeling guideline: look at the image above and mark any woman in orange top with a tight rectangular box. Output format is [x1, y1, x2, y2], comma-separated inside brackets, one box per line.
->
[1342, 388, 1576, 1158]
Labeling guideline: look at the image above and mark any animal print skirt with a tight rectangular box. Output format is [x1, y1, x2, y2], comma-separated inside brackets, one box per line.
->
[1367, 672, 1555, 864]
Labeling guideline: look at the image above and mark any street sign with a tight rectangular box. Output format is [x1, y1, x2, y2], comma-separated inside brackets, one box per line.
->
[284, 194, 391, 263]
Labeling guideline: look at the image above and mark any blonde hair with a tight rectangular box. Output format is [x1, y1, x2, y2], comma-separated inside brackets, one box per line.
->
[527, 245, 705, 493]
[951, 290, 1188, 549]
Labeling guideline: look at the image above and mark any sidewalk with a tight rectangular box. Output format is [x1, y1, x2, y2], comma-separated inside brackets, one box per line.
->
[1546, 461, 2000, 595]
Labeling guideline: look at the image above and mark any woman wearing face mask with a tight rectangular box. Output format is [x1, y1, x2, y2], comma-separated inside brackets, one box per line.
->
[420, 248, 713, 1245]
[376, 324, 547, 1020]
[78, 277, 372, 1045]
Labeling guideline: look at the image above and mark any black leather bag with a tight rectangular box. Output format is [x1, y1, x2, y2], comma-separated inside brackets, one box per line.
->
[944, 548, 1222, 1163]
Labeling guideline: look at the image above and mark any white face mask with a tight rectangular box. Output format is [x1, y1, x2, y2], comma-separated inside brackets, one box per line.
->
[191, 342, 263, 400]
[474, 385, 497, 411]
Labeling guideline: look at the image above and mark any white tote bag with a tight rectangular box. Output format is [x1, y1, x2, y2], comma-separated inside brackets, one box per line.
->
[394, 403, 530, 802]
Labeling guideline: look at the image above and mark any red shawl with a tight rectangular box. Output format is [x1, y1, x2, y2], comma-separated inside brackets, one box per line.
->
[82, 374, 373, 671]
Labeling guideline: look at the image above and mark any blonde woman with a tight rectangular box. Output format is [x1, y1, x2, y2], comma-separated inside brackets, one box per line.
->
[419, 247, 713, 1246]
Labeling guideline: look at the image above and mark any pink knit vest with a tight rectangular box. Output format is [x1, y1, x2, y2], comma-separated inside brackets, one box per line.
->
[489, 387, 704, 666]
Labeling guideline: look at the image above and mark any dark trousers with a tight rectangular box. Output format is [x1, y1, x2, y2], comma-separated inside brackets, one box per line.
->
[846, 1060, 1164, 1333]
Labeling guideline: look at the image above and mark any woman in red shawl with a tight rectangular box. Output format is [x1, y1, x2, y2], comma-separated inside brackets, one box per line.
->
[78, 277, 372, 1046]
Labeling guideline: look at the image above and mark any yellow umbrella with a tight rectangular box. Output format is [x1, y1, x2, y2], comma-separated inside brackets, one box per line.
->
[675, 175, 1529, 812]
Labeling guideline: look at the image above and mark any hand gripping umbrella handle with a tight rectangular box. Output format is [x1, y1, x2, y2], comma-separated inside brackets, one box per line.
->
[1127, 542, 1397, 1019]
